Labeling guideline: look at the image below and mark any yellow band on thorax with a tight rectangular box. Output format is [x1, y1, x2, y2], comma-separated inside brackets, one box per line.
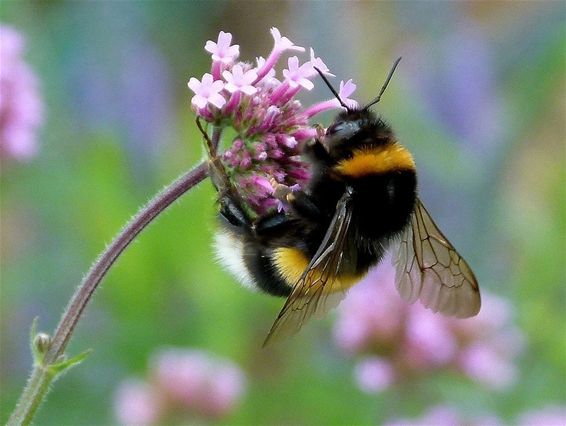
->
[334, 142, 415, 178]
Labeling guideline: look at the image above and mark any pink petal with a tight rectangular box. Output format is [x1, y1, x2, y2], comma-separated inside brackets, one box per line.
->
[208, 93, 227, 109]
[191, 95, 207, 109]
[187, 77, 202, 93]
[240, 85, 257, 96]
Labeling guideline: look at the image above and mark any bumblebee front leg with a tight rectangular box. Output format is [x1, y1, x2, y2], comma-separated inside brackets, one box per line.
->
[302, 138, 332, 164]
[269, 178, 322, 220]
[196, 118, 256, 232]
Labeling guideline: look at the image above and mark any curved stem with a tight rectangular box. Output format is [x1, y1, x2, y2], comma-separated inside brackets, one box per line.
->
[48, 162, 208, 362]
[9, 155, 213, 425]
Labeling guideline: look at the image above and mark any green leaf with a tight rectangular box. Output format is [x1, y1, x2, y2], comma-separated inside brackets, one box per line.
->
[47, 349, 93, 378]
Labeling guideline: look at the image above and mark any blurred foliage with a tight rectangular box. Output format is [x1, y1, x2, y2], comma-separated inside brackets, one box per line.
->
[1, 1, 565, 425]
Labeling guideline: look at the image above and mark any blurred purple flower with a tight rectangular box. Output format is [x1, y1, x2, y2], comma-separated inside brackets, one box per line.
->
[334, 256, 525, 392]
[114, 347, 246, 424]
[518, 405, 566, 426]
[0, 25, 43, 162]
[68, 36, 172, 171]
[404, 22, 505, 156]
[114, 379, 162, 426]
[385, 404, 502, 426]
[188, 28, 356, 216]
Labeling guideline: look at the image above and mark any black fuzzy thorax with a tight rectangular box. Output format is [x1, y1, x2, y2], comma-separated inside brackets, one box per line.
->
[303, 108, 417, 274]
[215, 109, 417, 297]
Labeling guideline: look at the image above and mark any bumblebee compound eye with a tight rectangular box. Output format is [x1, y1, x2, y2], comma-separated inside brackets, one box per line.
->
[326, 121, 344, 136]
[325, 120, 361, 145]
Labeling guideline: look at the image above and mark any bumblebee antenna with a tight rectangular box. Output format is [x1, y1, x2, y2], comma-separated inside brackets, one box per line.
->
[313, 66, 350, 111]
[363, 56, 402, 110]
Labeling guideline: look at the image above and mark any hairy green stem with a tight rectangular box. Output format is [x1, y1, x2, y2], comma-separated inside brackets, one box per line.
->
[8, 154, 213, 425]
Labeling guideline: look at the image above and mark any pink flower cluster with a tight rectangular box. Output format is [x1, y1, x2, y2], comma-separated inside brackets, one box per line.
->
[384, 404, 501, 426]
[0, 25, 43, 162]
[385, 404, 566, 426]
[188, 28, 356, 215]
[114, 348, 246, 425]
[333, 256, 525, 392]
[517, 405, 566, 426]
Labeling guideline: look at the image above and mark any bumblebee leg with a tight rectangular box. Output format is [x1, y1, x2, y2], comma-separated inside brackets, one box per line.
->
[285, 191, 322, 219]
[303, 138, 332, 164]
[195, 118, 257, 232]
[218, 194, 254, 230]
[253, 212, 295, 236]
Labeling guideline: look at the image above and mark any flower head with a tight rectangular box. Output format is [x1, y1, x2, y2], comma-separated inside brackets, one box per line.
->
[188, 28, 355, 216]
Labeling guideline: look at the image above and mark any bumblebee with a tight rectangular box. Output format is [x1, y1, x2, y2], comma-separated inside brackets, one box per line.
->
[199, 58, 480, 345]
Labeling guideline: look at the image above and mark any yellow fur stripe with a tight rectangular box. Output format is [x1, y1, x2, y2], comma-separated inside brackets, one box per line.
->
[272, 247, 362, 292]
[334, 142, 415, 177]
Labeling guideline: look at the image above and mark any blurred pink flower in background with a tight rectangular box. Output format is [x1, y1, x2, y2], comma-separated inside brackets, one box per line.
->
[114, 347, 247, 424]
[114, 379, 163, 426]
[151, 348, 246, 419]
[517, 405, 566, 426]
[0, 24, 43, 162]
[384, 404, 502, 426]
[354, 357, 395, 393]
[385, 404, 566, 426]
[333, 256, 525, 392]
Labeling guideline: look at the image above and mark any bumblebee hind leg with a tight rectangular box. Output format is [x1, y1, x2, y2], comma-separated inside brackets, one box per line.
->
[196, 118, 255, 232]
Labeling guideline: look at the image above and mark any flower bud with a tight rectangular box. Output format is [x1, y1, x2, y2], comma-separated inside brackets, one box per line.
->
[33, 332, 51, 354]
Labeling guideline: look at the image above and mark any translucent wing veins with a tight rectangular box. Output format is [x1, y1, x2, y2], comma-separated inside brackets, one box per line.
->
[263, 190, 354, 346]
[394, 198, 480, 318]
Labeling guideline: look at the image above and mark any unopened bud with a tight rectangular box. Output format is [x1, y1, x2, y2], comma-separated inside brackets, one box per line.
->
[33, 332, 51, 354]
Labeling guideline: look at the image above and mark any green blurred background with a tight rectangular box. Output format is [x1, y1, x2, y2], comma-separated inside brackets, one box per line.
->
[1, 2, 564, 424]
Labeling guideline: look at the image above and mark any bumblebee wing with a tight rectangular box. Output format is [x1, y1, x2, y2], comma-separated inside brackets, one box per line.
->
[263, 190, 354, 346]
[394, 198, 481, 318]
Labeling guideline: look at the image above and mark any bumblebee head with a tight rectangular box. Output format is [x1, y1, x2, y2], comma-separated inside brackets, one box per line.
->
[314, 57, 401, 153]
[323, 108, 376, 150]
